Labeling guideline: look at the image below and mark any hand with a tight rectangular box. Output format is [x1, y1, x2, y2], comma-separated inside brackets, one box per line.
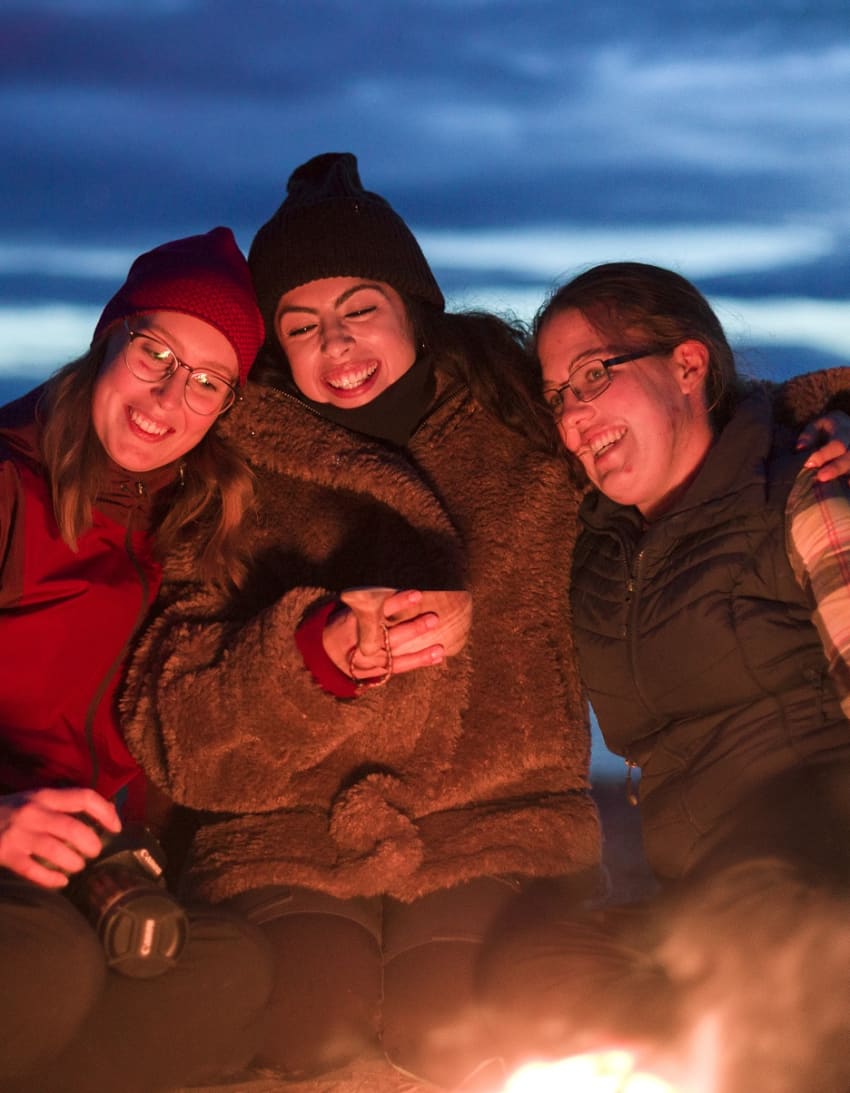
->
[0, 787, 121, 888]
[338, 587, 445, 686]
[324, 587, 472, 686]
[797, 411, 850, 481]
[386, 589, 472, 658]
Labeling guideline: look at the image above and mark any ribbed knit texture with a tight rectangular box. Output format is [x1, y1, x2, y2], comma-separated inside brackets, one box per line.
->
[248, 152, 444, 328]
[93, 227, 264, 384]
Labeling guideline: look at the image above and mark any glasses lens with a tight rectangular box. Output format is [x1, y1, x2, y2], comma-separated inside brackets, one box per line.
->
[184, 372, 235, 415]
[573, 361, 611, 401]
[546, 389, 565, 421]
[125, 334, 176, 381]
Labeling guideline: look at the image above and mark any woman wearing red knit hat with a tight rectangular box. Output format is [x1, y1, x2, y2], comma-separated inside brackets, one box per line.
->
[0, 227, 271, 1092]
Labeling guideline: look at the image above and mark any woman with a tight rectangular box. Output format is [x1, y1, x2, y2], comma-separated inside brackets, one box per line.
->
[120, 153, 603, 1087]
[536, 260, 850, 885]
[0, 227, 271, 1092]
[476, 263, 850, 1083]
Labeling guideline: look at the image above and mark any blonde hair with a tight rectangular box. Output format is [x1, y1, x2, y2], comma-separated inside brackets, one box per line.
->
[39, 341, 255, 589]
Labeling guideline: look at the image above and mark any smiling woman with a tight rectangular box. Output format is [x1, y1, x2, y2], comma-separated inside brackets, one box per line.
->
[120, 152, 604, 1089]
[536, 260, 850, 885]
[0, 228, 272, 1093]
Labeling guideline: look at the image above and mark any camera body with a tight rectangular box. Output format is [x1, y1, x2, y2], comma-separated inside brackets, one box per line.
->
[66, 818, 188, 978]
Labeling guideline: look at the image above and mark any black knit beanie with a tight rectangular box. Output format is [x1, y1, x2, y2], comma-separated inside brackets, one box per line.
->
[248, 152, 445, 331]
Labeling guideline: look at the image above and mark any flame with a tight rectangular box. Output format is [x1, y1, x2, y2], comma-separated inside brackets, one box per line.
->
[503, 1051, 677, 1093]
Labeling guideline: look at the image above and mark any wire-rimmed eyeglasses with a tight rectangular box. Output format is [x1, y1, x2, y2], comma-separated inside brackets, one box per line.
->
[544, 349, 658, 422]
[122, 320, 238, 416]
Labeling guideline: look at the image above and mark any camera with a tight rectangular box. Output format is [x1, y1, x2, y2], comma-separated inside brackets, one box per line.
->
[65, 817, 188, 979]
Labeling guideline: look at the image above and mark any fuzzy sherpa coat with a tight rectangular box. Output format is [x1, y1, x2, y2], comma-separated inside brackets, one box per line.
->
[121, 373, 601, 903]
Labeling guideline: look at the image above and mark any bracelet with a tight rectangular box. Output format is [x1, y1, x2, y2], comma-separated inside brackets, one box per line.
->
[348, 624, 393, 690]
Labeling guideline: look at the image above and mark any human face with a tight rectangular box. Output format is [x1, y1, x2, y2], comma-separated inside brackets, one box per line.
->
[538, 308, 713, 520]
[275, 277, 416, 408]
[91, 311, 238, 473]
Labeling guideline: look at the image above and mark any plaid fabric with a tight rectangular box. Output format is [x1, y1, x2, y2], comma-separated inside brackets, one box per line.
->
[787, 466, 850, 720]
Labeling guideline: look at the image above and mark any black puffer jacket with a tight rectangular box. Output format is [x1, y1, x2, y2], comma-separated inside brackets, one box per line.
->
[571, 390, 850, 881]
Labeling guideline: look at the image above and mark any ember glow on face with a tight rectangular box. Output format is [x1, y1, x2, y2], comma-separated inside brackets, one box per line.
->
[504, 1052, 678, 1093]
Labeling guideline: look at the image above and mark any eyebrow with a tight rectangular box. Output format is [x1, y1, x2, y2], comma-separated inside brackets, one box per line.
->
[134, 321, 237, 379]
[277, 282, 390, 317]
[542, 346, 609, 389]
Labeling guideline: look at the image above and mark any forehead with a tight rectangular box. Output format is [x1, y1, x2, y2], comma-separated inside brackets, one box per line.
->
[136, 310, 238, 376]
[538, 309, 606, 377]
[278, 276, 403, 310]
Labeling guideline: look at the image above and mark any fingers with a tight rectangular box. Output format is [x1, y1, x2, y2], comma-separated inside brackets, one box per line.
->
[391, 645, 446, 676]
[798, 413, 850, 480]
[382, 589, 424, 623]
[38, 786, 122, 834]
[0, 788, 119, 887]
[386, 612, 440, 655]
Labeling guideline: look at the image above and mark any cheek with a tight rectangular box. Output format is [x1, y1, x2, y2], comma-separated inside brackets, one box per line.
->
[387, 327, 416, 373]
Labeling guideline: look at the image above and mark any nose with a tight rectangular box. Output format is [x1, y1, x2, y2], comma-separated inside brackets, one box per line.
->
[151, 365, 187, 410]
[320, 316, 353, 358]
[558, 394, 594, 453]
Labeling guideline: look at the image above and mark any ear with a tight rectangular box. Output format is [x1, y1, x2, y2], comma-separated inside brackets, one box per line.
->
[671, 340, 710, 396]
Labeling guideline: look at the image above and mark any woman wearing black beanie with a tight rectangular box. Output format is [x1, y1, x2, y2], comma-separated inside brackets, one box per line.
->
[121, 153, 601, 1087]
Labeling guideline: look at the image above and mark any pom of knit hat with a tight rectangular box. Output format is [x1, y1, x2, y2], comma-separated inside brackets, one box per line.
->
[248, 152, 444, 329]
[93, 227, 265, 385]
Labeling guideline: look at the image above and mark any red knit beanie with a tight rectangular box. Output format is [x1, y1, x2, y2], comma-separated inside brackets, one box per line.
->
[93, 227, 264, 385]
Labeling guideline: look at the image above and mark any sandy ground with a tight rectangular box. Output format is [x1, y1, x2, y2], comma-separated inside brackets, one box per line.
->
[181, 779, 656, 1093]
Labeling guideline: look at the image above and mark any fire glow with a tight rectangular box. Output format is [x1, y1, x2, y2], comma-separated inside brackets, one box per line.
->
[504, 1051, 676, 1093]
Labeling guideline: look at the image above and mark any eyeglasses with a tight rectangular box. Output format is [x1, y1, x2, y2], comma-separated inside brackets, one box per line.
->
[122, 320, 238, 416]
[544, 349, 658, 421]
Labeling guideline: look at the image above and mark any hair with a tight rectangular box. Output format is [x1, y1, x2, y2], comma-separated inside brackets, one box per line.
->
[39, 339, 255, 589]
[533, 262, 743, 432]
[406, 300, 555, 447]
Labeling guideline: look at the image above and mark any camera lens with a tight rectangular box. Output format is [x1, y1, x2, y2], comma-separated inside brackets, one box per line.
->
[84, 865, 188, 977]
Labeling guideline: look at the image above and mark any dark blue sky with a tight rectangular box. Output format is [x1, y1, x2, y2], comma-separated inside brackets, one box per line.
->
[2, 0, 850, 385]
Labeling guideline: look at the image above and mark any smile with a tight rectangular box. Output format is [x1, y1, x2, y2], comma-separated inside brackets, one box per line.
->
[129, 407, 172, 438]
[580, 426, 627, 459]
[325, 362, 378, 391]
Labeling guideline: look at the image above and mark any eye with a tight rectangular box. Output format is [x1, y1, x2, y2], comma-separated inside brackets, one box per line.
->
[345, 305, 376, 320]
[189, 371, 227, 394]
[131, 335, 177, 377]
[284, 321, 316, 338]
[581, 361, 608, 384]
[544, 389, 564, 415]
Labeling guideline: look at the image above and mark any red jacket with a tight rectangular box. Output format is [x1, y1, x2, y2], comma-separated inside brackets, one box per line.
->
[0, 388, 177, 807]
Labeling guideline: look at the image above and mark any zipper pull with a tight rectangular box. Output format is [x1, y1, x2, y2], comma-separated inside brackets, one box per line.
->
[625, 760, 640, 807]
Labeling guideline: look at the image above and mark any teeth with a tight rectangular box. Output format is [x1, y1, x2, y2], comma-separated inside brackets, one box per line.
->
[130, 408, 169, 437]
[588, 427, 626, 456]
[327, 363, 378, 390]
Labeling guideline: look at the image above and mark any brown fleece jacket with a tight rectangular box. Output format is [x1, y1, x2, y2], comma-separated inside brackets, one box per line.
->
[121, 373, 601, 903]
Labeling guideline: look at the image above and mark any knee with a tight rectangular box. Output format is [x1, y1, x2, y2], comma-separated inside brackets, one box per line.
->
[0, 894, 106, 1077]
[253, 911, 381, 1078]
[182, 906, 275, 1018]
[383, 939, 499, 1089]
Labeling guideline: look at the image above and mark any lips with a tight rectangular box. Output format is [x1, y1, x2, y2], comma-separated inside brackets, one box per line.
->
[128, 406, 173, 439]
[324, 361, 379, 394]
[577, 425, 627, 461]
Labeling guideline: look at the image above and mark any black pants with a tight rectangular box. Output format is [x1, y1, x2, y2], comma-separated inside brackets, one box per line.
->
[227, 875, 596, 1089]
[0, 874, 273, 1093]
